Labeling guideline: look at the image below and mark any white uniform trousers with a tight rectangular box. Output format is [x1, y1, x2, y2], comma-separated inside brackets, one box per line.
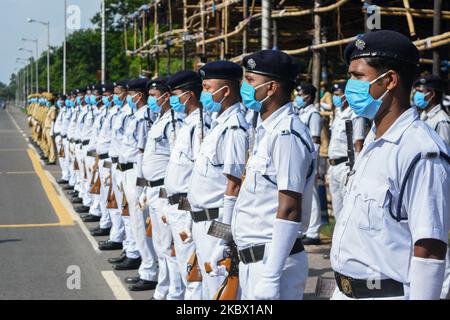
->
[146, 190, 183, 300]
[56, 136, 69, 181]
[84, 154, 99, 214]
[165, 204, 203, 300]
[67, 141, 77, 187]
[327, 162, 348, 219]
[97, 159, 112, 229]
[192, 216, 226, 300]
[122, 167, 158, 281]
[306, 182, 322, 239]
[441, 247, 450, 299]
[112, 165, 138, 258]
[239, 248, 308, 300]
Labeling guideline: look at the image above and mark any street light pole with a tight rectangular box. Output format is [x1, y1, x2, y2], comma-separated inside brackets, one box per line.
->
[63, 0, 67, 94]
[18, 48, 34, 94]
[21, 38, 39, 92]
[101, 0, 106, 84]
[27, 18, 50, 92]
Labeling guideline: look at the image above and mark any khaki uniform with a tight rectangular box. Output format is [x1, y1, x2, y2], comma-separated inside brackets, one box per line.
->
[44, 105, 57, 162]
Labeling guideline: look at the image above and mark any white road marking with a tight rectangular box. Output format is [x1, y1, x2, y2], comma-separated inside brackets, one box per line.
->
[101, 271, 133, 300]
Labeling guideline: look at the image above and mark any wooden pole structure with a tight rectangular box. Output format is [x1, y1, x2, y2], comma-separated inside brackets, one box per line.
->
[154, 2, 159, 77]
[243, 0, 248, 54]
[261, 0, 271, 50]
[182, 0, 187, 69]
[200, 0, 206, 55]
[167, 0, 173, 75]
[433, 0, 442, 76]
[312, 0, 322, 104]
[402, 0, 416, 38]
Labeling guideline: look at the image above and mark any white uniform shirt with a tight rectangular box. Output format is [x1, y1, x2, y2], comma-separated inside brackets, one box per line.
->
[109, 105, 131, 159]
[328, 107, 366, 160]
[187, 103, 249, 211]
[75, 105, 89, 141]
[298, 104, 322, 138]
[331, 107, 450, 285]
[53, 107, 65, 135]
[86, 105, 107, 152]
[421, 104, 450, 145]
[119, 105, 149, 165]
[231, 103, 316, 249]
[67, 106, 80, 140]
[61, 107, 72, 137]
[142, 110, 179, 181]
[164, 108, 203, 196]
[80, 105, 98, 143]
[96, 105, 118, 156]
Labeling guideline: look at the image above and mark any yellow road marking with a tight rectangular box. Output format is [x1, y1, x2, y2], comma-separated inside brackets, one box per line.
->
[0, 223, 69, 228]
[27, 148, 74, 226]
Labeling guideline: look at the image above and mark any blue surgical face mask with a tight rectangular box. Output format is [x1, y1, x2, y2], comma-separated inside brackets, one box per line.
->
[295, 96, 306, 108]
[46, 101, 51, 107]
[56, 101, 62, 108]
[147, 93, 167, 113]
[240, 81, 272, 112]
[90, 95, 98, 106]
[84, 95, 91, 105]
[413, 91, 431, 109]
[170, 91, 189, 113]
[76, 96, 82, 106]
[126, 93, 140, 111]
[332, 95, 344, 109]
[102, 96, 111, 107]
[344, 71, 390, 120]
[200, 86, 227, 113]
[113, 94, 123, 107]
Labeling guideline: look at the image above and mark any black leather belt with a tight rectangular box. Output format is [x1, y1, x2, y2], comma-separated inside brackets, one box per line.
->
[168, 193, 187, 206]
[98, 153, 109, 160]
[149, 178, 164, 188]
[136, 177, 164, 188]
[111, 157, 119, 164]
[69, 138, 75, 143]
[238, 238, 304, 265]
[86, 151, 97, 157]
[62, 135, 67, 139]
[55, 133, 61, 137]
[334, 272, 404, 299]
[190, 208, 220, 223]
[118, 162, 134, 172]
[329, 157, 348, 166]
[75, 139, 81, 144]
[82, 140, 90, 146]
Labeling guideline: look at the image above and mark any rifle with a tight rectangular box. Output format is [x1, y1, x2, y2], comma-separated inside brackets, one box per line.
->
[73, 158, 80, 171]
[186, 251, 203, 282]
[89, 157, 101, 195]
[344, 120, 356, 185]
[121, 192, 130, 216]
[145, 216, 152, 237]
[106, 180, 118, 209]
[59, 144, 65, 158]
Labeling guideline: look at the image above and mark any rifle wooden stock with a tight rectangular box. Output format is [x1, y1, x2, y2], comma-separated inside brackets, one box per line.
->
[121, 193, 129, 216]
[74, 158, 79, 171]
[89, 174, 101, 195]
[186, 251, 202, 282]
[83, 160, 87, 180]
[145, 217, 152, 237]
[171, 243, 176, 257]
[59, 144, 65, 158]
[213, 276, 239, 300]
[179, 231, 189, 242]
[106, 182, 118, 209]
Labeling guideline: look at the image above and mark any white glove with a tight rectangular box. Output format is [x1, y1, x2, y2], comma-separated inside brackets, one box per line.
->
[137, 187, 148, 210]
[222, 195, 237, 225]
[207, 240, 229, 277]
[103, 174, 111, 186]
[409, 256, 445, 300]
[253, 218, 300, 300]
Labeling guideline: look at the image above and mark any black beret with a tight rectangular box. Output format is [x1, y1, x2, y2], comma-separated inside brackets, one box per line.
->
[126, 78, 148, 91]
[101, 83, 115, 93]
[75, 88, 86, 94]
[91, 84, 103, 93]
[166, 70, 202, 91]
[58, 94, 67, 100]
[296, 82, 317, 96]
[198, 61, 242, 81]
[413, 75, 442, 91]
[344, 30, 419, 67]
[113, 80, 128, 88]
[242, 50, 300, 83]
[146, 77, 170, 92]
[332, 82, 347, 93]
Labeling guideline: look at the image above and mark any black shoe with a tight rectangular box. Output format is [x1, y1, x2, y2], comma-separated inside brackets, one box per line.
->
[124, 275, 141, 284]
[56, 179, 69, 184]
[75, 206, 90, 213]
[113, 257, 141, 270]
[91, 227, 110, 236]
[128, 279, 157, 291]
[69, 190, 79, 197]
[46, 161, 56, 165]
[41, 156, 48, 161]
[108, 251, 127, 264]
[99, 241, 123, 251]
[63, 185, 74, 190]
[302, 237, 321, 246]
[82, 214, 101, 222]
[71, 197, 83, 204]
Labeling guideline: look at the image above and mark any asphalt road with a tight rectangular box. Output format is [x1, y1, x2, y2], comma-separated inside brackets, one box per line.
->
[0, 104, 334, 300]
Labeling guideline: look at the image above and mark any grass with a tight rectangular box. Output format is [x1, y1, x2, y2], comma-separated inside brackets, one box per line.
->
[320, 217, 336, 239]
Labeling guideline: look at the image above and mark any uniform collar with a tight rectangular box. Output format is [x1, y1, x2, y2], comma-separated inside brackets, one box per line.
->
[156, 109, 172, 122]
[302, 104, 316, 113]
[368, 107, 418, 144]
[426, 104, 442, 118]
[184, 107, 200, 125]
[134, 105, 148, 118]
[258, 102, 293, 133]
[213, 102, 240, 125]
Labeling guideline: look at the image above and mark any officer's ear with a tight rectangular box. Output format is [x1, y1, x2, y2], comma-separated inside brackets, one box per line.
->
[428, 89, 436, 103]
[385, 70, 399, 91]
[266, 80, 279, 97]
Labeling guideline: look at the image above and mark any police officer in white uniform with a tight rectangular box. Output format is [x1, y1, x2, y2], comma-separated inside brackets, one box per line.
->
[294, 83, 323, 245]
[162, 71, 206, 300]
[54, 95, 69, 184]
[186, 61, 249, 299]
[232, 50, 316, 300]
[118, 78, 158, 290]
[330, 30, 450, 300]
[57, 94, 75, 186]
[327, 82, 365, 219]
[134, 77, 183, 299]
[413, 75, 450, 145]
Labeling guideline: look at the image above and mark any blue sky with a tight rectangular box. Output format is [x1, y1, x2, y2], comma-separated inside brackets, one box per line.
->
[0, 0, 101, 84]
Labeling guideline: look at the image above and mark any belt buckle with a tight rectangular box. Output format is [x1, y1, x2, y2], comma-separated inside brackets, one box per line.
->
[330, 159, 336, 166]
[339, 275, 354, 297]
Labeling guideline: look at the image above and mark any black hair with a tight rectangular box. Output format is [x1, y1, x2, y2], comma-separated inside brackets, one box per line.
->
[364, 57, 419, 93]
